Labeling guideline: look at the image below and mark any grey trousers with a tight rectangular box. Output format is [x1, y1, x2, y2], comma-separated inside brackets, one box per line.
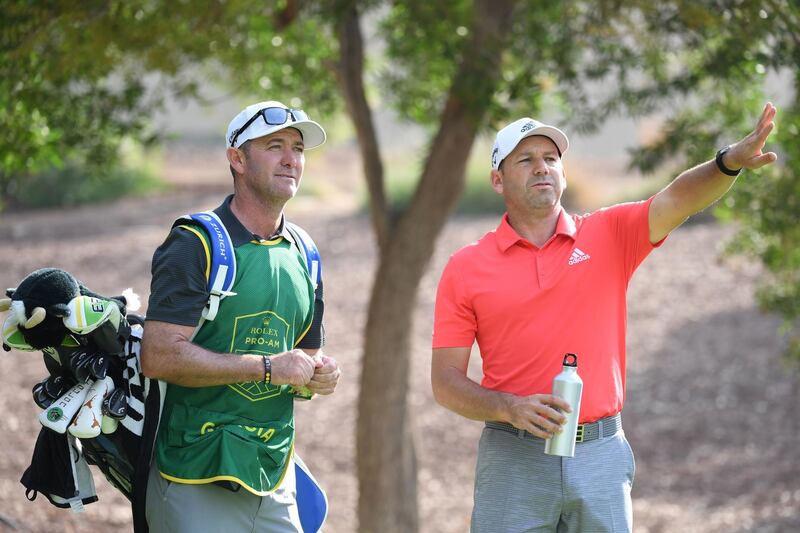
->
[145, 458, 302, 533]
[471, 426, 635, 533]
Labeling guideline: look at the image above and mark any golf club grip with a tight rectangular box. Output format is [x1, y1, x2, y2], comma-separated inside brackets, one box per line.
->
[39, 382, 91, 433]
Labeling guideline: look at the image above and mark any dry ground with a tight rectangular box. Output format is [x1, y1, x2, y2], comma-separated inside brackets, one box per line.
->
[0, 188, 798, 533]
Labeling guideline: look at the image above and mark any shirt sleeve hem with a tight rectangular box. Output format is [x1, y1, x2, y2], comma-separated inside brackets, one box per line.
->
[644, 194, 669, 249]
[432, 338, 475, 349]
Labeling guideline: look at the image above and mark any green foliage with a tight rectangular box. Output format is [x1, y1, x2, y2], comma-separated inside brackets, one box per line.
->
[0, 0, 341, 208]
[716, 101, 800, 360]
[613, 2, 800, 362]
[379, 1, 472, 124]
[10, 159, 163, 210]
[206, 1, 341, 116]
[378, 1, 583, 131]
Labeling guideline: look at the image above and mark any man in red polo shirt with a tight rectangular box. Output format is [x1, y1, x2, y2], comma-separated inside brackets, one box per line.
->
[432, 103, 778, 532]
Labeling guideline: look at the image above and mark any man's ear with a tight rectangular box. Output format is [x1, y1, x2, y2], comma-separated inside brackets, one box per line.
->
[226, 146, 246, 176]
[490, 169, 504, 195]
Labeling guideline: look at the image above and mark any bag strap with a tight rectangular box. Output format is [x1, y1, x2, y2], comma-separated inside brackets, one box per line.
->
[286, 222, 322, 290]
[176, 214, 320, 338]
[174, 211, 237, 339]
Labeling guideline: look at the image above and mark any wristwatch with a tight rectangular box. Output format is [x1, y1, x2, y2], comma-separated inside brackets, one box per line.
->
[715, 145, 742, 176]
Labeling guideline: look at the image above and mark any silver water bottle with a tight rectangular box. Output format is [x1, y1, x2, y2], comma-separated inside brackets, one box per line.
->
[544, 353, 583, 458]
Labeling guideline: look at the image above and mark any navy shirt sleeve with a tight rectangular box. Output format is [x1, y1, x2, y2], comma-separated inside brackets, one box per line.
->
[145, 226, 210, 326]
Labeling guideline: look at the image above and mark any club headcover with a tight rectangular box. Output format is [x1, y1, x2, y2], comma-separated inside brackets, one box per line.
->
[101, 387, 128, 420]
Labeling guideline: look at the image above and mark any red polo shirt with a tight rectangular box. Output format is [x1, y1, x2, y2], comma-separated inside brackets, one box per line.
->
[433, 197, 664, 423]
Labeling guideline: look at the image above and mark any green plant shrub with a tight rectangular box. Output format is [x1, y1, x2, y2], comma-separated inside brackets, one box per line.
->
[5, 161, 163, 210]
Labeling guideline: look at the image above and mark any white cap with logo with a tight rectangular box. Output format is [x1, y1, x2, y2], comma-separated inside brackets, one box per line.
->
[491, 118, 569, 170]
[226, 100, 326, 149]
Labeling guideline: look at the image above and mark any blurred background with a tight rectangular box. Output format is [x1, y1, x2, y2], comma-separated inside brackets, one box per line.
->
[1, 2, 798, 532]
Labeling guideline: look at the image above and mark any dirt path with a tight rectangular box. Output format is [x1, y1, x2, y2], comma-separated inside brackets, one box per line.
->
[0, 192, 797, 532]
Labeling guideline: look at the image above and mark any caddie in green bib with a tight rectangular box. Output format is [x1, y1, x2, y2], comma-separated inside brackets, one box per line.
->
[154, 216, 315, 495]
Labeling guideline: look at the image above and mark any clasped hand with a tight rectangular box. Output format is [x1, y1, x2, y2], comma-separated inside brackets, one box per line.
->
[270, 349, 341, 395]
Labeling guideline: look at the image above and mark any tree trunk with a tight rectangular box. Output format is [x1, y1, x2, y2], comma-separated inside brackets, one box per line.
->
[355, 2, 517, 532]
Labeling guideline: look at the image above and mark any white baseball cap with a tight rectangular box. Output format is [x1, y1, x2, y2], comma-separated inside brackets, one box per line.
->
[226, 100, 326, 149]
[491, 118, 569, 170]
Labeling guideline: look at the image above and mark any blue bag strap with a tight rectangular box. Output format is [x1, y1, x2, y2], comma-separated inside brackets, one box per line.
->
[173, 212, 237, 330]
[285, 222, 321, 290]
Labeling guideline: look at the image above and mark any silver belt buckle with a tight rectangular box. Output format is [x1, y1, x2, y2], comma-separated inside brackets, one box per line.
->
[575, 424, 585, 443]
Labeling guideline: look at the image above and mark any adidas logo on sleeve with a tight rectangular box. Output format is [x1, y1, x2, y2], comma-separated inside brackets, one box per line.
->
[568, 248, 591, 265]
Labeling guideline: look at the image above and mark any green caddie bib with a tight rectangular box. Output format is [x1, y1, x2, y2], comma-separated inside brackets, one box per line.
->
[155, 232, 315, 495]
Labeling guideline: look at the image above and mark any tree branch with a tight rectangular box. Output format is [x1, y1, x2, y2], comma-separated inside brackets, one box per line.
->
[395, 0, 516, 267]
[335, 3, 390, 253]
[274, 0, 301, 30]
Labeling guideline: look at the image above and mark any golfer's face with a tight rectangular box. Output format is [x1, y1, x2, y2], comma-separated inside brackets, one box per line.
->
[497, 135, 565, 212]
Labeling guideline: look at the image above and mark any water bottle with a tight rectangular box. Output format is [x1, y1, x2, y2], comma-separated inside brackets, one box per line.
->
[544, 353, 583, 457]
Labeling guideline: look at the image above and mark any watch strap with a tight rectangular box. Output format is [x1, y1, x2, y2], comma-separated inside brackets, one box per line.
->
[715, 145, 742, 176]
[262, 355, 272, 384]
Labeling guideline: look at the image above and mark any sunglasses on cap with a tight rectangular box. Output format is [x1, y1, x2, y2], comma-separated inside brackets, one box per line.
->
[229, 107, 310, 148]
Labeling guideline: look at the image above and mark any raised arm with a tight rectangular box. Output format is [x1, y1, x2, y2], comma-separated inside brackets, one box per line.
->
[431, 346, 569, 438]
[648, 102, 778, 244]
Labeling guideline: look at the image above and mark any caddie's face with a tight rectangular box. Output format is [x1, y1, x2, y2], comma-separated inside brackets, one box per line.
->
[490, 135, 566, 214]
[235, 127, 305, 203]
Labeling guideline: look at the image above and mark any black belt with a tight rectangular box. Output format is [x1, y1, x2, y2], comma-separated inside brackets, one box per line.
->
[486, 413, 621, 443]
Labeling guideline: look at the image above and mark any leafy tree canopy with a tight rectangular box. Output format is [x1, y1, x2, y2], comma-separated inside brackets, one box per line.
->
[0, 0, 339, 205]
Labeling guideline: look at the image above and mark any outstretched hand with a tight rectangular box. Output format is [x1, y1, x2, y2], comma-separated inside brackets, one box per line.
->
[726, 102, 779, 171]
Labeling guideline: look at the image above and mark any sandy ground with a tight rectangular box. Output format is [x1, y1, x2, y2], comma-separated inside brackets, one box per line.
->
[0, 187, 798, 533]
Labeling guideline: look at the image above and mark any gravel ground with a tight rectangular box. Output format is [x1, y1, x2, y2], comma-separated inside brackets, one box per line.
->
[0, 191, 797, 533]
